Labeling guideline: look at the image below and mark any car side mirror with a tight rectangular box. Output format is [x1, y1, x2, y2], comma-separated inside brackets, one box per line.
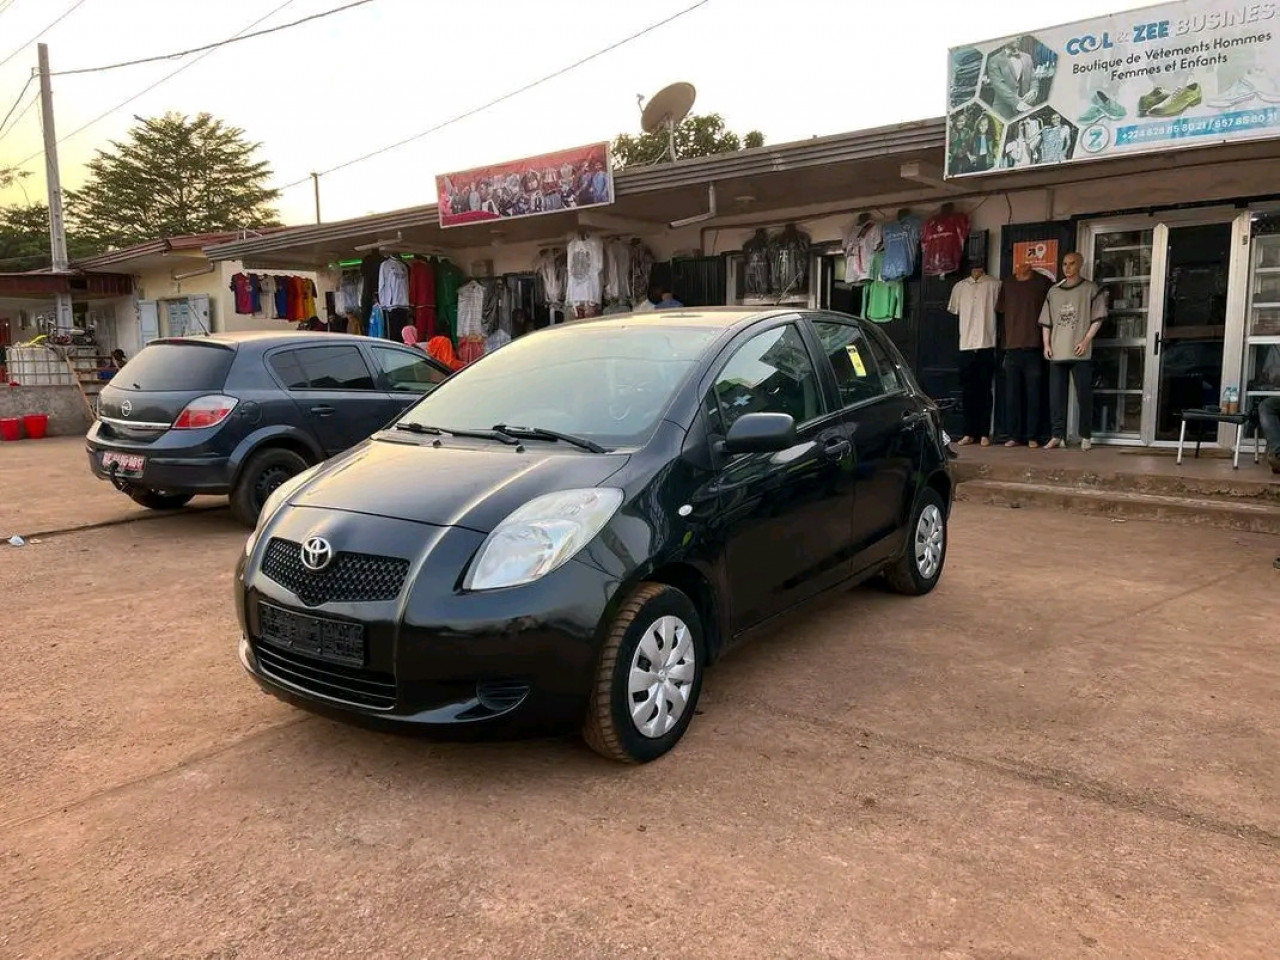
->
[720, 412, 797, 455]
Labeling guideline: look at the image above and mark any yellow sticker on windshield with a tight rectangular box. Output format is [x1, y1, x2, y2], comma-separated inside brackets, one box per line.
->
[846, 345, 867, 377]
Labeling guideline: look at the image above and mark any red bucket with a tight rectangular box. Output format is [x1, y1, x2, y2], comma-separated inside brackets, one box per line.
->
[22, 414, 48, 439]
[0, 417, 21, 441]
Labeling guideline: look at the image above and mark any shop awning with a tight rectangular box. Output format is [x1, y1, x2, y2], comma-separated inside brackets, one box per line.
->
[0, 271, 135, 299]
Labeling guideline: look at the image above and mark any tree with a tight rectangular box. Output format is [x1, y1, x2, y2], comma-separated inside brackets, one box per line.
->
[612, 113, 765, 168]
[66, 112, 280, 249]
[0, 202, 97, 270]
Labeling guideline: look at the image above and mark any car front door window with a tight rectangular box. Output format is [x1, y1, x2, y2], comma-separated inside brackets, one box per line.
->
[707, 323, 823, 434]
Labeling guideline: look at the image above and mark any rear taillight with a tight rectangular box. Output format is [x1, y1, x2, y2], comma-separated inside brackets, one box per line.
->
[172, 395, 238, 430]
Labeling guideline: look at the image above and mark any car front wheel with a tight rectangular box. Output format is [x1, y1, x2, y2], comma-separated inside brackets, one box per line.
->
[884, 486, 948, 596]
[583, 582, 705, 764]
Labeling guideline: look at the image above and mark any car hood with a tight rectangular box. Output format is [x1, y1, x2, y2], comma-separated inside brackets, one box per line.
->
[291, 437, 631, 532]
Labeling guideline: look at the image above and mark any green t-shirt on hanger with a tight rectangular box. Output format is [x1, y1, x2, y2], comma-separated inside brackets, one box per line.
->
[435, 259, 466, 343]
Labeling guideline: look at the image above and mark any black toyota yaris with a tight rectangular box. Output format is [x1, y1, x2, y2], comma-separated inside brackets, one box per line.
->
[236, 308, 953, 763]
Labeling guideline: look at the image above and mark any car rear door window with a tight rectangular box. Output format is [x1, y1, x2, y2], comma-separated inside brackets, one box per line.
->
[861, 326, 909, 396]
[110, 343, 234, 391]
[270, 346, 375, 390]
[705, 323, 823, 432]
[812, 319, 885, 408]
[370, 346, 447, 394]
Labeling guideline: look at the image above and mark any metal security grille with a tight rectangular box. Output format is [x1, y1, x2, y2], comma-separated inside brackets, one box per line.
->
[262, 538, 410, 607]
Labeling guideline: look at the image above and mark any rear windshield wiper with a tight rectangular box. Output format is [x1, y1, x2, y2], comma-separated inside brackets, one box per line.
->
[394, 422, 519, 445]
[492, 424, 608, 453]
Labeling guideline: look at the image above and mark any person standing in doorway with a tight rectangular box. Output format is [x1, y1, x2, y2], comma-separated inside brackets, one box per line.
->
[1039, 251, 1106, 450]
[997, 260, 1053, 447]
[947, 265, 1001, 446]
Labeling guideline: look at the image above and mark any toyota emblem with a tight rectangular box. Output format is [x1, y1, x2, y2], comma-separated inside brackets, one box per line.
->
[300, 536, 333, 571]
[120, 400, 132, 416]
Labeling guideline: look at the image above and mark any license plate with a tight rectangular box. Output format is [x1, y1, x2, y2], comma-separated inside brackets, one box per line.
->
[102, 451, 145, 474]
[258, 602, 366, 666]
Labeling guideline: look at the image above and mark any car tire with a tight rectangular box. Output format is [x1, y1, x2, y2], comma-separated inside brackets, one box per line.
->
[230, 448, 309, 528]
[583, 582, 705, 764]
[126, 488, 194, 511]
[884, 486, 948, 596]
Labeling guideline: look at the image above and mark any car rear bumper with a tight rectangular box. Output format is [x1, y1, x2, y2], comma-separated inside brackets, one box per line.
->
[86, 423, 233, 494]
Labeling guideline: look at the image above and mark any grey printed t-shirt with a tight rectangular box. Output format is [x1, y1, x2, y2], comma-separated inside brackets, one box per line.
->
[1038, 279, 1106, 361]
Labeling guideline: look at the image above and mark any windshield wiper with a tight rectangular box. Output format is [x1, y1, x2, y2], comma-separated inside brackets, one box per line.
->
[492, 424, 608, 453]
[395, 422, 519, 445]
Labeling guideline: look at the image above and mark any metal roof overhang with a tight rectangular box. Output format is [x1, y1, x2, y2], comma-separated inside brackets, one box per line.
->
[0, 271, 134, 299]
[203, 118, 1280, 270]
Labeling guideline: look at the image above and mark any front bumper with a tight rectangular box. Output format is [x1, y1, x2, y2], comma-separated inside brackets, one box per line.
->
[86, 423, 233, 494]
[236, 507, 619, 735]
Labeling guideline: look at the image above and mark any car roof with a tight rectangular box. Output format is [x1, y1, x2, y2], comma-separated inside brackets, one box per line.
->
[154, 331, 415, 351]
[551, 307, 800, 333]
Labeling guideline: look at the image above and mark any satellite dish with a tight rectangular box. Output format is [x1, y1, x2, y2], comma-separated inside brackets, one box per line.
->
[640, 82, 696, 163]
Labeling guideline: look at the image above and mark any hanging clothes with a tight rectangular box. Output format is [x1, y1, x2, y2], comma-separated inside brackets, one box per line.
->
[772, 225, 811, 297]
[360, 251, 383, 323]
[604, 240, 633, 303]
[880, 215, 923, 281]
[629, 240, 654, 304]
[302, 278, 317, 319]
[378, 256, 410, 308]
[386, 306, 411, 342]
[861, 253, 904, 322]
[566, 236, 605, 306]
[921, 210, 971, 277]
[229, 273, 253, 314]
[409, 258, 437, 339]
[843, 220, 883, 284]
[274, 276, 289, 319]
[456, 280, 487, 365]
[534, 249, 563, 304]
[435, 259, 466, 343]
[368, 304, 386, 339]
[743, 230, 772, 297]
[338, 270, 363, 315]
[259, 275, 278, 319]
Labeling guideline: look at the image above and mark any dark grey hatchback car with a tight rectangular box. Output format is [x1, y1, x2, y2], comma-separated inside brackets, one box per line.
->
[86, 332, 451, 525]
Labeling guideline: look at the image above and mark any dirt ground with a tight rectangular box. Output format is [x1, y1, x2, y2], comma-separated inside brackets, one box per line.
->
[1, 438, 1278, 959]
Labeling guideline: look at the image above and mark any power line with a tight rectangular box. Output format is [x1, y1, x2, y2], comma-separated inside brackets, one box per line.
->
[278, 0, 713, 190]
[0, 0, 90, 71]
[0, 87, 38, 141]
[0, 73, 33, 132]
[52, 0, 379, 76]
[0, 0, 22, 18]
[11, 0, 299, 170]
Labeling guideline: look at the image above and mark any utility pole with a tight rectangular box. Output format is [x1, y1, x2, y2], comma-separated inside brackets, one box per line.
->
[37, 42, 72, 332]
[311, 172, 321, 224]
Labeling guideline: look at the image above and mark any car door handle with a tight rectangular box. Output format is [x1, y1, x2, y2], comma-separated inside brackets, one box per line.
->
[822, 438, 851, 461]
[310, 405, 335, 417]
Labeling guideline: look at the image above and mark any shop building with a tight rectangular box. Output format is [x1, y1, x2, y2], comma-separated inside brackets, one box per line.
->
[202, 115, 1280, 452]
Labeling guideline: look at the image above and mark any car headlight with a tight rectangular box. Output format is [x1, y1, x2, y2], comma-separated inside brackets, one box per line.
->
[464, 487, 623, 591]
[244, 465, 320, 557]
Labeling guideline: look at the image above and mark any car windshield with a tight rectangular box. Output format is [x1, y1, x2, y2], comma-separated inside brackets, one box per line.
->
[395, 323, 720, 448]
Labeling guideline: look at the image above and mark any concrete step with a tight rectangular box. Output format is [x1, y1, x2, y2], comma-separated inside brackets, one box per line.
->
[957, 479, 1280, 535]
[951, 457, 1280, 506]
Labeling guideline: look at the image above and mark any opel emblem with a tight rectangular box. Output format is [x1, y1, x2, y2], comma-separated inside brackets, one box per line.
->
[120, 400, 132, 416]
[300, 536, 333, 572]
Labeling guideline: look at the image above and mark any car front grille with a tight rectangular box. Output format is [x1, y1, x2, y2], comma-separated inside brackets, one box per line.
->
[262, 538, 410, 607]
[253, 640, 397, 710]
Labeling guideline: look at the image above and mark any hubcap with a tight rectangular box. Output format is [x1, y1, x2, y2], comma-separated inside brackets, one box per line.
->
[915, 504, 944, 580]
[627, 615, 696, 739]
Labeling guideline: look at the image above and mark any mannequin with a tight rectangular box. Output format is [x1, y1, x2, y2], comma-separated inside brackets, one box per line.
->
[1040, 251, 1106, 451]
[997, 257, 1054, 447]
[947, 263, 1001, 446]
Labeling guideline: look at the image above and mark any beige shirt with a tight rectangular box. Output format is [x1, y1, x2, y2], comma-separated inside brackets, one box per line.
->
[1039, 279, 1107, 361]
[947, 274, 1001, 351]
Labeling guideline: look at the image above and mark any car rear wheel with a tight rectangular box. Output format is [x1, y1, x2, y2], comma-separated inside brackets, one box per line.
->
[126, 488, 194, 511]
[583, 582, 705, 764]
[231, 448, 308, 528]
[884, 487, 947, 596]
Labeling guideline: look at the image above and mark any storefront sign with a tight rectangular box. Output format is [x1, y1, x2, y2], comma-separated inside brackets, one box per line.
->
[436, 143, 614, 228]
[946, 0, 1280, 177]
[1013, 239, 1060, 278]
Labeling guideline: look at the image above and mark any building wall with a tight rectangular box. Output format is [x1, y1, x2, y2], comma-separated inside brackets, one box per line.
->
[130, 259, 320, 337]
[0, 385, 91, 436]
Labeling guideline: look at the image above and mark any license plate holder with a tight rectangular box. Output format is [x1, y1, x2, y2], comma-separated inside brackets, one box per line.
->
[257, 602, 366, 666]
[101, 451, 145, 475]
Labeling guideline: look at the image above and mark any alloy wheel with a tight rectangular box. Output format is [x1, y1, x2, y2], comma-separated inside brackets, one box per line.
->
[915, 504, 944, 580]
[628, 615, 696, 738]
